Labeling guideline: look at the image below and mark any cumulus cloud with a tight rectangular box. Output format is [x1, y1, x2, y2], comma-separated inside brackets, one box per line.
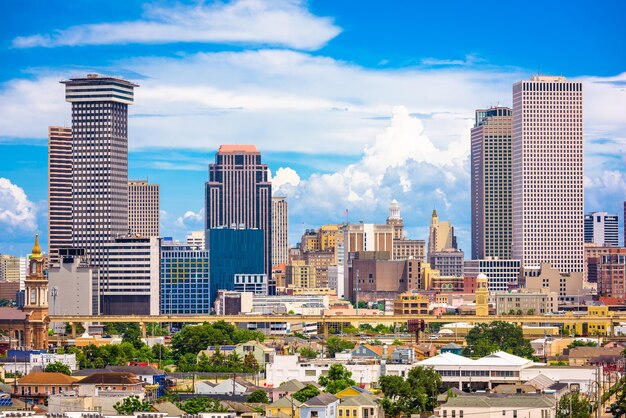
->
[12, 0, 340, 50]
[175, 208, 204, 229]
[0, 178, 37, 232]
[271, 167, 300, 193]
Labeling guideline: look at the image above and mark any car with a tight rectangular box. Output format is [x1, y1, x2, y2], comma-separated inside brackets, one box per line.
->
[429, 334, 440, 340]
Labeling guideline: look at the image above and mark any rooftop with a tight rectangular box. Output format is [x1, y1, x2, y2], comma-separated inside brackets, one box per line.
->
[443, 394, 556, 408]
[78, 372, 142, 385]
[18, 372, 77, 385]
[304, 393, 338, 407]
[218, 145, 259, 153]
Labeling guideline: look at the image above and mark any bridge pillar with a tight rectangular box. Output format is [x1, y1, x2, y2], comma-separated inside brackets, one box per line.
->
[323, 322, 329, 340]
[139, 322, 147, 339]
[69, 322, 76, 339]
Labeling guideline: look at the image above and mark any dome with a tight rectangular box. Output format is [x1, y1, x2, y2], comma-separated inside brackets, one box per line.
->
[477, 273, 488, 280]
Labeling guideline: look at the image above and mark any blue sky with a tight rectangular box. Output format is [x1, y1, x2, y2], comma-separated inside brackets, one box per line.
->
[1, 0, 626, 255]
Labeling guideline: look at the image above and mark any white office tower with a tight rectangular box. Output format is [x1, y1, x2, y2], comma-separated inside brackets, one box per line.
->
[512, 76, 584, 273]
[128, 180, 160, 237]
[584, 212, 618, 246]
[271, 196, 289, 267]
[185, 231, 206, 250]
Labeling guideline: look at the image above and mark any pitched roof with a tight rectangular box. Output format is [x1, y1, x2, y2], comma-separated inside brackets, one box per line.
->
[270, 396, 302, 408]
[18, 372, 77, 385]
[473, 351, 533, 367]
[419, 352, 475, 366]
[304, 393, 339, 407]
[0, 307, 27, 320]
[525, 374, 556, 390]
[105, 365, 163, 375]
[152, 401, 184, 417]
[443, 394, 556, 408]
[441, 343, 462, 349]
[340, 393, 377, 407]
[78, 372, 142, 385]
[277, 379, 307, 392]
[568, 346, 623, 358]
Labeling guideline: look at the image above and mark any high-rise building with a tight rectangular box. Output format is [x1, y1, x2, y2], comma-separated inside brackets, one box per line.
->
[464, 259, 521, 292]
[47, 248, 93, 316]
[470, 107, 513, 260]
[60, 74, 138, 266]
[429, 249, 464, 277]
[101, 236, 159, 315]
[584, 212, 618, 247]
[0, 255, 23, 282]
[128, 180, 160, 237]
[48, 126, 73, 265]
[185, 231, 205, 250]
[386, 200, 404, 240]
[427, 209, 457, 257]
[512, 76, 583, 273]
[271, 197, 288, 267]
[160, 241, 210, 314]
[207, 227, 265, 306]
[597, 248, 626, 300]
[205, 145, 272, 292]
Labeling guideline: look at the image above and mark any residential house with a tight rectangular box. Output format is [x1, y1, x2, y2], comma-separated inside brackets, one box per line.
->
[337, 393, 382, 418]
[266, 395, 302, 418]
[270, 379, 308, 402]
[412, 343, 437, 359]
[435, 394, 556, 417]
[195, 377, 262, 396]
[439, 343, 463, 356]
[300, 393, 339, 418]
[75, 372, 144, 397]
[334, 386, 370, 399]
[235, 340, 275, 370]
[13, 372, 77, 405]
[567, 346, 623, 366]
[73, 365, 166, 397]
[350, 344, 395, 361]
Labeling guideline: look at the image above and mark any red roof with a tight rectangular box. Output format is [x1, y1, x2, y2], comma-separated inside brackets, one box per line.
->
[0, 307, 27, 320]
[218, 145, 258, 153]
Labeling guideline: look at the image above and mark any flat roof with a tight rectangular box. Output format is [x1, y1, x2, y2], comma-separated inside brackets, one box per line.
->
[218, 144, 259, 153]
[60, 74, 139, 87]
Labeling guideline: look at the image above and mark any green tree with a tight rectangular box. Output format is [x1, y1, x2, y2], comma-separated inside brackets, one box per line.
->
[356, 301, 368, 309]
[171, 322, 264, 359]
[299, 347, 319, 359]
[379, 365, 442, 416]
[247, 389, 270, 403]
[114, 395, 152, 415]
[527, 309, 535, 315]
[556, 393, 592, 418]
[226, 352, 243, 371]
[177, 397, 228, 414]
[568, 340, 597, 349]
[318, 364, 357, 394]
[243, 352, 260, 373]
[292, 384, 320, 402]
[463, 321, 534, 359]
[122, 324, 144, 349]
[197, 352, 211, 372]
[326, 336, 355, 358]
[210, 347, 225, 369]
[44, 362, 71, 375]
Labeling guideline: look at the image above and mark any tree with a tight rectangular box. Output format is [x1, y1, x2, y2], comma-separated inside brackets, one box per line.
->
[244, 352, 260, 373]
[299, 347, 319, 359]
[197, 352, 211, 372]
[122, 324, 143, 349]
[568, 340, 597, 349]
[171, 321, 264, 359]
[556, 393, 592, 418]
[463, 321, 534, 359]
[247, 389, 269, 403]
[44, 362, 71, 375]
[527, 309, 535, 315]
[318, 364, 357, 394]
[326, 336, 355, 358]
[114, 395, 152, 415]
[292, 384, 320, 402]
[379, 365, 442, 416]
[177, 397, 228, 414]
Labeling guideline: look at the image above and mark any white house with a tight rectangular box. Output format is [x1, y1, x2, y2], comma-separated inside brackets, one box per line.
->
[195, 377, 260, 395]
[300, 393, 339, 418]
[435, 394, 556, 417]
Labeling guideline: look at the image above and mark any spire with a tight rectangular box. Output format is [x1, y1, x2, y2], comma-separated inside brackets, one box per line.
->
[31, 234, 42, 258]
[431, 208, 438, 218]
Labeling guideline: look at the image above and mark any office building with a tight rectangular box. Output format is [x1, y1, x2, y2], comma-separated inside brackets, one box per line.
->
[272, 197, 289, 267]
[346, 255, 422, 302]
[234, 274, 268, 295]
[386, 200, 404, 239]
[185, 231, 205, 250]
[0, 255, 23, 282]
[523, 263, 584, 303]
[101, 236, 159, 315]
[429, 249, 464, 278]
[47, 248, 93, 316]
[598, 248, 626, 300]
[302, 250, 334, 288]
[512, 76, 584, 273]
[286, 260, 316, 289]
[61, 74, 138, 265]
[584, 212, 618, 246]
[205, 145, 272, 291]
[464, 258, 521, 292]
[491, 289, 558, 315]
[207, 227, 265, 306]
[128, 180, 160, 237]
[160, 241, 210, 314]
[427, 210, 457, 258]
[584, 244, 619, 283]
[392, 239, 426, 262]
[470, 107, 513, 260]
[47, 126, 73, 265]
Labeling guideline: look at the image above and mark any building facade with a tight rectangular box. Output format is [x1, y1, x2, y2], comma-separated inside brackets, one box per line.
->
[584, 212, 618, 247]
[101, 236, 160, 315]
[272, 196, 289, 267]
[128, 180, 160, 237]
[491, 289, 558, 315]
[512, 76, 584, 273]
[429, 249, 464, 278]
[160, 242, 210, 314]
[207, 227, 265, 306]
[47, 248, 94, 316]
[185, 231, 205, 250]
[205, 145, 272, 291]
[386, 200, 404, 240]
[47, 126, 73, 265]
[61, 74, 138, 266]
[427, 210, 457, 257]
[234, 273, 268, 295]
[470, 107, 513, 260]
[598, 248, 626, 300]
[464, 259, 521, 292]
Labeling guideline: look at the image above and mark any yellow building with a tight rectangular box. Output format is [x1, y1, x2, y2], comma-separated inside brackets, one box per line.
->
[337, 393, 382, 418]
[291, 287, 336, 296]
[475, 274, 489, 316]
[319, 225, 340, 251]
[562, 306, 613, 336]
[266, 396, 301, 418]
[335, 386, 371, 399]
[419, 263, 440, 290]
[286, 260, 315, 288]
[393, 293, 429, 315]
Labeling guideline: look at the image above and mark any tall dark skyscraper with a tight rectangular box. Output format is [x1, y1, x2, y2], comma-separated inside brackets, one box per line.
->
[60, 74, 138, 265]
[205, 145, 272, 292]
[48, 126, 72, 265]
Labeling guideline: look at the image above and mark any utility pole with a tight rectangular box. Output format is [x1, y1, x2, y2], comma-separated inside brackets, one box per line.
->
[355, 269, 359, 316]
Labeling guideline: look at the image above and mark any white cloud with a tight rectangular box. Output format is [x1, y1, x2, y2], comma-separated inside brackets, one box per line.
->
[12, 0, 340, 51]
[271, 167, 300, 193]
[175, 208, 204, 229]
[0, 178, 37, 232]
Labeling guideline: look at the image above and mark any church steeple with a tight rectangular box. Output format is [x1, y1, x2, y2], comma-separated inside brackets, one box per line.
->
[31, 233, 42, 258]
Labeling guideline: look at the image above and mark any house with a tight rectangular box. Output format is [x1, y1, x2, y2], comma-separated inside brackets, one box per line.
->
[435, 394, 556, 418]
[73, 365, 166, 397]
[13, 372, 77, 405]
[300, 393, 339, 418]
[334, 386, 370, 399]
[195, 377, 261, 395]
[198, 345, 238, 359]
[266, 395, 302, 418]
[235, 340, 275, 369]
[567, 346, 623, 366]
[439, 343, 463, 356]
[350, 344, 395, 360]
[337, 393, 382, 418]
[75, 372, 144, 397]
[413, 343, 437, 359]
[271, 379, 308, 402]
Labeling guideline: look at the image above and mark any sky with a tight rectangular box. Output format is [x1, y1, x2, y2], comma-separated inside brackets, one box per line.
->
[1, 0, 626, 256]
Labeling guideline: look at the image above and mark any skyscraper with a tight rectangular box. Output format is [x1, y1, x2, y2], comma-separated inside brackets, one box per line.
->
[61, 74, 138, 264]
[128, 180, 160, 237]
[386, 200, 404, 240]
[271, 196, 289, 267]
[584, 212, 618, 246]
[471, 107, 513, 260]
[48, 126, 72, 265]
[205, 145, 272, 290]
[512, 76, 584, 273]
[427, 209, 457, 256]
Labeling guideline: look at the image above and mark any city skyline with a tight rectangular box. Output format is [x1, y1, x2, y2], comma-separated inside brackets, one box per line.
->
[1, 0, 626, 255]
